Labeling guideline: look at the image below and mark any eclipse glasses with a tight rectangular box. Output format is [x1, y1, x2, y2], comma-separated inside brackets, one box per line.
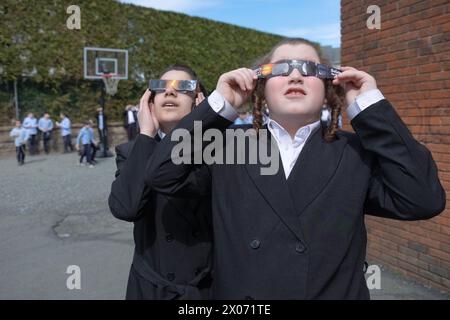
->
[149, 79, 198, 93]
[254, 59, 341, 80]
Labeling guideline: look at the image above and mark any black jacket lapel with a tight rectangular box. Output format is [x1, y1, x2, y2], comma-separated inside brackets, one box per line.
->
[287, 126, 349, 216]
[244, 128, 305, 242]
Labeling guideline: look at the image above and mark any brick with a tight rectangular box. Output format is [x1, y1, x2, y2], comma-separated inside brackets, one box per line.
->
[418, 268, 444, 285]
[408, 39, 427, 49]
[441, 225, 450, 237]
[408, 1, 431, 14]
[440, 242, 450, 255]
[441, 60, 450, 71]
[402, 269, 431, 287]
[408, 18, 433, 32]
[431, 12, 450, 26]
[427, 229, 450, 245]
[397, 258, 420, 274]
[407, 240, 429, 253]
[418, 253, 442, 266]
[397, 0, 429, 10]
[430, 281, 450, 293]
[429, 265, 450, 278]
[398, 245, 419, 258]
[430, 71, 450, 80]
[419, 63, 442, 73]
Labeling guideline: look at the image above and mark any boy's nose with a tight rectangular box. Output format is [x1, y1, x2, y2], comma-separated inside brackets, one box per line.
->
[288, 68, 304, 83]
[164, 85, 177, 96]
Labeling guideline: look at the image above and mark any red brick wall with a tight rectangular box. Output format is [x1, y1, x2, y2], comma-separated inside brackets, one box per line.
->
[341, 0, 450, 293]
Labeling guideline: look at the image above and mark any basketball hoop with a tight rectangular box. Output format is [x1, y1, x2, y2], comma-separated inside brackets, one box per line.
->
[102, 73, 120, 96]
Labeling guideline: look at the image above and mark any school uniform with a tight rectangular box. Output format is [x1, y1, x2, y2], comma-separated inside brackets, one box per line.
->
[108, 133, 213, 300]
[96, 111, 109, 156]
[38, 117, 54, 154]
[123, 108, 139, 141]
[146, 90, 446, 300]
[76, 127, 95, 164]
[23, 116, 38, 155]
[10, 127, 29, 164]
[59, 117, 73, 152]
[88, 127, 98, 163]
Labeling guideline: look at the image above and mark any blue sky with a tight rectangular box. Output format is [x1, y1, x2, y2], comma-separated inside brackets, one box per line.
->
[119, 0, 341, 47]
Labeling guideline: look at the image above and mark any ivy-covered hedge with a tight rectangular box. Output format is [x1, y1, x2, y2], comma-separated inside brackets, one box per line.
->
[0, 0, 284, 124]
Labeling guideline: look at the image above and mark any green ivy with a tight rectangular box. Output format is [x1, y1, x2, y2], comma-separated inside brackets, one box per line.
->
[0, 0, 286, 123]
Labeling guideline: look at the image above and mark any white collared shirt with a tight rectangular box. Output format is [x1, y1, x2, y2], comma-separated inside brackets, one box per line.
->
[267, 118, 320, 178]
[157, 129, 166, 139]
[127, 110, 136, 124]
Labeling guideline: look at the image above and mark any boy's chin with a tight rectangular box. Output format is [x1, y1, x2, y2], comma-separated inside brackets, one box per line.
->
[158, 112, 186, 123]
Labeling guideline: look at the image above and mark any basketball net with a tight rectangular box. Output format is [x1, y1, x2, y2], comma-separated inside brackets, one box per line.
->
[102, 73, 120, 96]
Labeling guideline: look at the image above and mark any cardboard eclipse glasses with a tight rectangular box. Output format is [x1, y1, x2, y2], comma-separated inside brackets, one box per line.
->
[149, 79, 198, 93]
[254, 59, 341, 80]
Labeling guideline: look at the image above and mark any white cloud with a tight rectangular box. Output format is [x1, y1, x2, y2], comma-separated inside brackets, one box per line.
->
[277, 23, 341, 47]
[118, 0, 222, 13]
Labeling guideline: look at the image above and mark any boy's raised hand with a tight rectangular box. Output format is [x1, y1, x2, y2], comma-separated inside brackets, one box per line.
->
[216, 68, 257, 109]
[332, 66, 378, 108]
[138, 89, 159, 138]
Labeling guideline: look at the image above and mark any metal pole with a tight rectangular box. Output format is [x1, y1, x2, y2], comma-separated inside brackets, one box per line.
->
[101, 83, 107, 157]
[14, 79, 19, 119]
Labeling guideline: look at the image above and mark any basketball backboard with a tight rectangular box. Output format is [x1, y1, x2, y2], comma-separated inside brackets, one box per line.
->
[83, 47, 128, 79]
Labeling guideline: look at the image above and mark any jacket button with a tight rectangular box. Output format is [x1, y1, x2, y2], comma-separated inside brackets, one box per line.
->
[192, 230, 199, 238]
[295, 242, 306, 253]
[166, 233, 174, 242]
[167, 272, 176, 281]
[250, 239, 260, 249]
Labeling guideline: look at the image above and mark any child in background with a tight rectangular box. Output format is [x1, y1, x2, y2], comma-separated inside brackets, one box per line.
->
[10, 120, 29, 165]
[56, 113, 74, 153]
[23, 112, 38, 155]
[88, 119, 99, 164]
[38, 112, 54, 154]
[76, 120, 96, 168]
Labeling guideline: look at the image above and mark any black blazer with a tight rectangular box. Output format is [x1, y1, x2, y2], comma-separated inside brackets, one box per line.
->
[146, 98, 446, 300]
[96, 112, 107, 131]
[108, 134, 213, 299]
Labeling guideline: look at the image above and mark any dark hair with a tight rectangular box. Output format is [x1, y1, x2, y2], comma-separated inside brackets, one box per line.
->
[251, 38, 345, 142]
[150, 64, 208, 103]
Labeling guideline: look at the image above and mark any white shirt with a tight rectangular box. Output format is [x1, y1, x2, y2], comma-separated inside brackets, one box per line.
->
[267, 118, 320, 178]
[98, 114, 104, 130]
[127, 110, 136, 124]
[157, 130, 166, 139]
[23, 116, 38, 135]
[208, 89, 385, 179]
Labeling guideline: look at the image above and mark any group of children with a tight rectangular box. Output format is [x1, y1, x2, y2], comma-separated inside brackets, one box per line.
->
[9, 113, 100, 167]
[75, 119, 99, 168]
